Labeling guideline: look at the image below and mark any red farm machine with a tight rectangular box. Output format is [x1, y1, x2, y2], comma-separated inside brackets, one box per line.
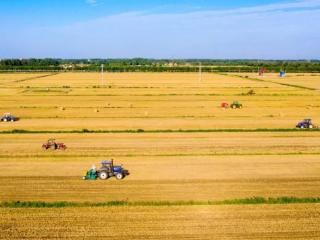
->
[221, 102, 230, 109]
[42, 139, 67, 150]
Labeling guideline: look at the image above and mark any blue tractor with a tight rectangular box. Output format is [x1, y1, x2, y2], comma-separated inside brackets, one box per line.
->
[1, 113, 18, 122]
[279, 71, 286, 78]
[296, 119, 315, 129]
[83, 160, 129, 180]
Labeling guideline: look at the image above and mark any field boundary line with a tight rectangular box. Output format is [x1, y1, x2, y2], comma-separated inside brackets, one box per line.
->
[1, 152, 320, 159]
[2, 197, 320, 208]
[218, 73, 318, 91]
[13, 73, 60, 83]
[0, 128, 319, 134]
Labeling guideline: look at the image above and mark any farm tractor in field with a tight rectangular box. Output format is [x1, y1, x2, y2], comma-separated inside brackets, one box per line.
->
[1, 113, 18, 122]
[83, 160, 130, 180]
[230, 101, 243, 109]
[296, 119, 318, 129]
[42, 139, 67, 150]
[221, 102, 230, 109]
[221, 101, 243, 109]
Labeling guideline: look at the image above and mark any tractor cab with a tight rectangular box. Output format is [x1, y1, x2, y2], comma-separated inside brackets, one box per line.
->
[48, 138, 57, 145]
[100, 160, 124, 172]
[304, 119, 312, 124]
[100, 160, 113, 172]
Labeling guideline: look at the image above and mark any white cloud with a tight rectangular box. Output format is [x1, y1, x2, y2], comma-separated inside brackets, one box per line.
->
[2, 0, 320, 59]
[210, 0, 320, 15]
[86, 0, 97, 6]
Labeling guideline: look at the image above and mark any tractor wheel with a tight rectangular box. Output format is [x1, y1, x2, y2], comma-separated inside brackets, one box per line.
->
[10, 119, 14, 122]
[50, 144, 56, 150]
[239, 106, 242, 109]
[98, 171, 108, 180]
[231, 105, 236, 109]
[3, 119, 7, 122]
[309, 125, 313, 129]
[300, 125, 305, 129]
[116, 173, 123, 180]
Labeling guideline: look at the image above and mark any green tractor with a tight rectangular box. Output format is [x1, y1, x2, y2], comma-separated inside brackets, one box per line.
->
[230, 101, 243, 109]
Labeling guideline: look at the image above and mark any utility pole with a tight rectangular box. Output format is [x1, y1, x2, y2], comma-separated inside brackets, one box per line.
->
[199, 62, 202, 83]
[101, 64, 104, 85]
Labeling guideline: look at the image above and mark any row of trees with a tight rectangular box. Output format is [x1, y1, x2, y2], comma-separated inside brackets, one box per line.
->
[1, 59, 320, 72]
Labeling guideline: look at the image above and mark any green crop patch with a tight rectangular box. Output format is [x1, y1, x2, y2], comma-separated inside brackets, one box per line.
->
[2, 197, 320, 208]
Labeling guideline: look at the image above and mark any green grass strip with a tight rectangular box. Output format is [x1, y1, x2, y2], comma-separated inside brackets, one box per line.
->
[1, 197, 320, 208]
[0, 128, 319, 134]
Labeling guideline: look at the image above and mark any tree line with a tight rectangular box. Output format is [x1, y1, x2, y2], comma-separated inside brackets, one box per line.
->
[0, 58, 320, 72]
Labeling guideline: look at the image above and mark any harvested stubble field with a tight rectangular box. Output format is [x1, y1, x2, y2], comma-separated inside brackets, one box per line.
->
[1, 72, 320, 130]
[1, 204, 320, 240]
[1, 72, 320, 239]
[232, 72, 320, 90]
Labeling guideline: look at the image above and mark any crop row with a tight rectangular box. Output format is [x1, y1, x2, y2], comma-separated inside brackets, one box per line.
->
[2, 197, 320, 208]
[1, 128, 320, 134]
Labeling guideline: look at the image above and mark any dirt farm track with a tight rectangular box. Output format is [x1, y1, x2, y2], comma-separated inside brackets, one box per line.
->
[1, 72, 320, 239]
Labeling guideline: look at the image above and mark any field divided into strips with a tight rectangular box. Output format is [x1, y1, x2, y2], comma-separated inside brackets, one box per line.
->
[1, 72, 320, 130]
[1, 72, 320, 239]
[230, 72, 320, 90]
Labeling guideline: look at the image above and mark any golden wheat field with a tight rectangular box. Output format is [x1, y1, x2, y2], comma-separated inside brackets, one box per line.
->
[1, 204, 320, 240]
[1, 72, 320, 239]
[1, 72, 319, 130]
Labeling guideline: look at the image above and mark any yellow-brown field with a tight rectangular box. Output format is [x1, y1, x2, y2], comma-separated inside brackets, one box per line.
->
[2, 204, 320, 239]
[232, 72, 320, 90]
[1, 72, 319, 130]
[0, 72, 320, 239]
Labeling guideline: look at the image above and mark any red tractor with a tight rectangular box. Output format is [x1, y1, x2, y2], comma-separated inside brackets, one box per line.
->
[42, 139, 67, 150]
[221, 102, 230, 109]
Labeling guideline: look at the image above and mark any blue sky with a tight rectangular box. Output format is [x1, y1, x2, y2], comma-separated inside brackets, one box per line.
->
[1, 0, 319, 59]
